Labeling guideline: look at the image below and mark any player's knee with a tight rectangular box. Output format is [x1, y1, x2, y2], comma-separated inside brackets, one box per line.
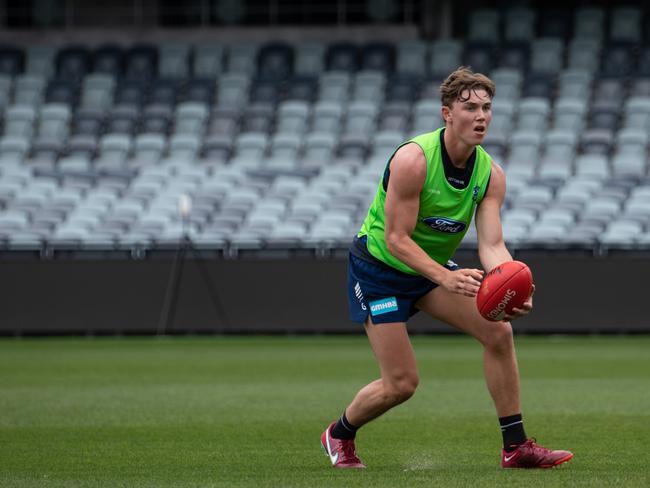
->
[384, 373, 419, 404]
[482, 321, 514, 353]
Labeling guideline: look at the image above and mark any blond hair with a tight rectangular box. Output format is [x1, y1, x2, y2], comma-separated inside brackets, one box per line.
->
[440, 66, 496, 107]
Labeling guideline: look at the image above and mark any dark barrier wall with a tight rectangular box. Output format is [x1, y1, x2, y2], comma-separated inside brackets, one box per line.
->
[0, 250, 645, 335]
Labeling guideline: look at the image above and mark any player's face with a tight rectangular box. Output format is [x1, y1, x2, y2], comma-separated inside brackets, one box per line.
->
[445, 88, 492, 145]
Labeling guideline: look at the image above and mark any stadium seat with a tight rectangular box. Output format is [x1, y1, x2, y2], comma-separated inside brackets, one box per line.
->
[276, 101, 310, 134]
[207, 106, 240, 137]
[610, 7, 642, 44]
[286, 75, 317, 101]
[242, 103, 275, 133]
[80, 74, 115, 110]
[216, 72, 251, 107]
[574, 7, 605, 40]
[107, 105, 139, 135]
[0, 45, 25, 76]
[92, 44, 124, 76]
[580, 129, 614, 155]
[623, 97, 650, 130]
[516, 98, 550, 131]
[412, 100, 443, 135]
[175, 102, 209, 135]
[37, 103, 71, 139]
[361, 42, 395, 72]
[567, 38, 601, 73]
[293, 42, 326, 76]
[148, 78, 180, 108]
[249, 79, 280, 104]
[468, 8, 499, 42]
[318, 71, 351, 102]
[351, 71, 385, 102]
[25, 45, 56, 78]
[617, 128, 649, 156]
[257, 42, 294, 80]
[553, 98, 587, 132]
[168, 134, 201, 160]
[13, 75, 46, 107]
[303, 132, 336, 162]
[558, 69, 592, 100]
[0, 136, 30, 163]
[379, 102, 411, 132]
[395, 40, 427, 76]
[312, 101, 343, 133]
[133, 134, 167, 164]
[588, 100, 621, 130]
[326, 43, 359, 72]
[226, 43, 259, 75]
[124, 44, 158, 81]
[0, 74, 11, 109]
[158, 43, 191, 79]
[430, 39, 463, 78]
[56, 46, 90, 82]
[504, 7, 536, 42]
[193, 43, 224, 78]
[141, 104, 173, 134]
[601, 44, 633, 78]
[4, 106, 36, 138]
[491, 68, 522, 100]
[464, 42, 495, 74]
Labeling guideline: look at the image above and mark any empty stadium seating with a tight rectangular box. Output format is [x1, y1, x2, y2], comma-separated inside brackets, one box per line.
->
[2, 5, 650, 251]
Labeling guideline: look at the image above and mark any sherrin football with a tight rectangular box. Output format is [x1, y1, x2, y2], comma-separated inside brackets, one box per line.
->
[477, 261, 534, 322]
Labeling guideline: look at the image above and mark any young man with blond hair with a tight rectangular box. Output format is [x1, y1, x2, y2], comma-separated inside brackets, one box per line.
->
[321, 67, 573, 469]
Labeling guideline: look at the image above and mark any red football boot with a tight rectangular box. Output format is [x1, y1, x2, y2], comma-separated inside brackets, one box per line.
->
[501, 438, 573, 468]
[320, 422, 366, 469]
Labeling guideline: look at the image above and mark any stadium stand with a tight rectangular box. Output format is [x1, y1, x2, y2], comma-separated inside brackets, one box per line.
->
[0, 4, 650, 257]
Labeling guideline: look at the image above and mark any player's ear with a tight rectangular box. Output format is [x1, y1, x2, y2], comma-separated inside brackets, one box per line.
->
[441, 105, 451, 123]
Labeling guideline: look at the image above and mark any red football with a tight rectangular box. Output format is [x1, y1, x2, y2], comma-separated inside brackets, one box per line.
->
[477, 261, 534, 322]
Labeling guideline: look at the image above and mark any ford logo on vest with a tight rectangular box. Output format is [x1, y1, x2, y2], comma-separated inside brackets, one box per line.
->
[422, 217, 467, 233]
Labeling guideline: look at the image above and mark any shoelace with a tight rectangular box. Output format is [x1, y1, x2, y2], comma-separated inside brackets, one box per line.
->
[340, 439, 360, 461]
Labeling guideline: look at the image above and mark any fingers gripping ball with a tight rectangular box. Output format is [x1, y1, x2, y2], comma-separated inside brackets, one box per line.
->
[477, 261, 533, 322]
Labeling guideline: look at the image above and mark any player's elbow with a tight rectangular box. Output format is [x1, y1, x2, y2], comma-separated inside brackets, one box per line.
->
[385, 231, 407, 257]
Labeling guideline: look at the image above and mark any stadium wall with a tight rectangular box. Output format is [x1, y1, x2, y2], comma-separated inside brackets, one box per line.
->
[0, 250, 645, 335]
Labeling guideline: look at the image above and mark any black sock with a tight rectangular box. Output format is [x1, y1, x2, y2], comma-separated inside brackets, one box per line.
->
[499, 413, 527, 452]
[330, 411, 358, 440]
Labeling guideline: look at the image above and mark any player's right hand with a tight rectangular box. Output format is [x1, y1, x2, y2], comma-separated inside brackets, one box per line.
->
[441, 268, 484, 297]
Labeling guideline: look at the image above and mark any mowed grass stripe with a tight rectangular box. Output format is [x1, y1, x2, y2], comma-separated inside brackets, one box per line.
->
[0, 336, 649, 487]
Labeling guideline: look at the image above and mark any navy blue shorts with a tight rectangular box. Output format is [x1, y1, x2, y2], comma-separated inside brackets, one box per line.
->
[347, 253, 460, 324]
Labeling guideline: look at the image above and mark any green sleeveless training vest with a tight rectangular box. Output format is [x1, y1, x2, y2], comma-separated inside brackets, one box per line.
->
[357, 128, 492, 275]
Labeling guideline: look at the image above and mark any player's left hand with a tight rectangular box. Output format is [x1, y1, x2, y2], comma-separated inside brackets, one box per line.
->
[504, 284, 535, 321]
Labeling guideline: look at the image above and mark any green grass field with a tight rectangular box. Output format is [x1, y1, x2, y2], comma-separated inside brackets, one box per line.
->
[1, 335, 649, 487]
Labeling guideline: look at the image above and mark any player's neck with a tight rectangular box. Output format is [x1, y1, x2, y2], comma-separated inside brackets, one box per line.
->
[443, 127, 474, 169]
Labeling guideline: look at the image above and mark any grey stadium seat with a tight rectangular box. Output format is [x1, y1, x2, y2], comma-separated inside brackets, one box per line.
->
[175, 102, 209, 135]
[610, 7, 642, 44]
[294, 41, 326, 76]
[567, 38, 601, 73]
[168, 134, 201, 160]
[80, 74, 115, 110]
[517, 98, 549, 131]
[396, 40, 427, 76]
[4, 106, 36, 138]
[276, 101, 310, 134]
[344, 101, 378, 135]
[468, 8, 499, 42]
[303, 132, 336, 163]
[193, 43, 224, 78]
[312, 101, 343, 133]
[318, 72, 351, 102]
[574, 7, 604, 40]
[159, 43, 190, 79]
[37, 104, 71, 139]
[529, 38, 564, 75]
[13, 75, 46, 107]
[133, 134, 167, 165]
[216, 73, 250, 107]
[430, 39, 463, 78]
[504, 7, 536, 42]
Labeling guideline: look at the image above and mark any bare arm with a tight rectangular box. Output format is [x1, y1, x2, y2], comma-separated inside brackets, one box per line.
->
[384, 143, 483, 297]
[475, 161, 512, 272]
[476, 162, 534, 318]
